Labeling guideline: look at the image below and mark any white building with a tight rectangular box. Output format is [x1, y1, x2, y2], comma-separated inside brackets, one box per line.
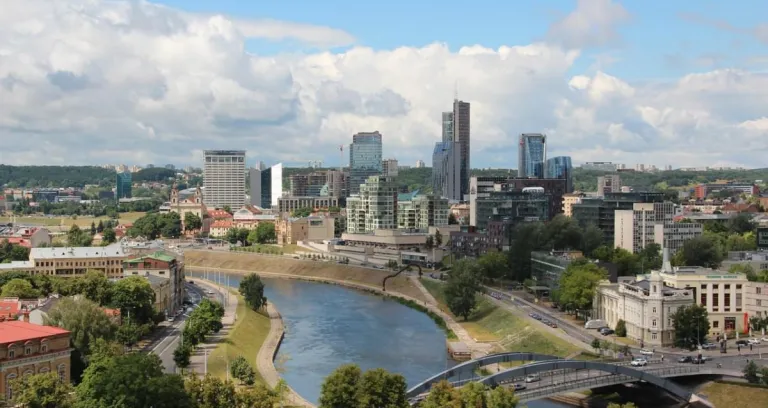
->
[745, 281, 768, 322]
[346, 176, 397, 234]
[415, 160, 425, 168]
[614, 202, 700, 254]
[249, 163, 283, 209]
[653, 222, 703, 254]
[203, 150, 246, 209]
[397, 195, 450, 231]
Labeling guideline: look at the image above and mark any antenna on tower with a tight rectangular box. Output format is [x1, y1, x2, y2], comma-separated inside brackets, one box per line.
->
[454, 80, 458, 100]
[339, 145, 344, 172]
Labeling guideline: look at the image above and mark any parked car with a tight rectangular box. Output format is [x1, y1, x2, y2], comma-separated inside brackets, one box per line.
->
[525, 374, 541, 383]
[549, 322, 558, 328]
[542, 319, 551, 325]
[600, 329, 615, 336]
[639, 349, 654, 356]
[748, 338, 761, 345]
[513, 383, 527, 391]
[678, 356, 693, 363]
[630, 358, 648, 367]
[692, 357, 706, 364]
[701, 343, 717, 350]
[762, 337, 768, 342]
[585, 319, 609, 330]
[736, 340, 749, 346]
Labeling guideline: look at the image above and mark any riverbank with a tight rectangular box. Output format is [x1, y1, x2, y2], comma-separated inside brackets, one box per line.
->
[698, 381, 768, 407]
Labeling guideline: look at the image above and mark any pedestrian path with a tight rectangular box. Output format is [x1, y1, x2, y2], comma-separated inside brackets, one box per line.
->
[187, 278, 238, 375]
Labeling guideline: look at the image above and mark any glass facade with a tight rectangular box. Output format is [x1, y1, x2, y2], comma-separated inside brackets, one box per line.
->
[441, 111, 454, 142]
[518, 133, 547, 178]
[116, 171, 132, 199]
[349, 132, 383, 196]
[474, 190, 551, 231]
[431, 141, 461, 201]
[545, 156, 573, 193]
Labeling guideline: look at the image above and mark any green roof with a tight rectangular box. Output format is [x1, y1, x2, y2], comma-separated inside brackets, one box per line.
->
[124, 251, 176, 263]
[398, 190, 420, 202]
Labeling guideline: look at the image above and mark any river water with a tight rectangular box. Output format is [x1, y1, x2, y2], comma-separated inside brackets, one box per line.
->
[209, 273, 565, 407]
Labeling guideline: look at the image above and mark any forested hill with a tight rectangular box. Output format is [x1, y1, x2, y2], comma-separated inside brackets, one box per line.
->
[0, 165, 116, 188]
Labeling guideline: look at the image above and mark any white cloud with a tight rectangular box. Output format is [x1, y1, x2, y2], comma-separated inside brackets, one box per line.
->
[0, 0, 767, 169]
[546, 0, 631, 49]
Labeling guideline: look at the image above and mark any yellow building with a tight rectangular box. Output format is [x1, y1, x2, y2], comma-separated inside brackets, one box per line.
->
[0, 244, 127, 278]
[562, 192, 585, 217]
[168, 186, 207, 233]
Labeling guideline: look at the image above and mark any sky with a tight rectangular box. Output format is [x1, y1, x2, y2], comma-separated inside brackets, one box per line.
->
[1, 0, 768, 169]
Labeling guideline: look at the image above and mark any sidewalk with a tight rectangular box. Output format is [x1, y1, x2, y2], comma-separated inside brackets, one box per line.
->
[187, 278, 238, 375]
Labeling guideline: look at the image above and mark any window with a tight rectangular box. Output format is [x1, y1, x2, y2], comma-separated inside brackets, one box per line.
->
[713, 321, 719, 328]
[57, 364, 66, 382]
[6, 374, 16, 400]
[713, 284, 719, 290]
[758, 299, 763, 307]
[39, 367, 50, 374]
[24, 347, 31, 355]
[713, 293, 719, 311]
[737, 284, 742, 290]
[700, 294, 707, 306]
[652, 333, 658, 340]
[758, 287, 762, 295]
[41, 344, 47, 353]
[701, 284, 706, 289]
[653, 307, 657, 313]
[8, 349, 14, 358]
[23, 370, 33, 378]
[653, 319, 657, 327]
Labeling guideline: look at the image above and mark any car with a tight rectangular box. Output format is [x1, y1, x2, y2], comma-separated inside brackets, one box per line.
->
[541, 319, 551, 325]
[166, 316, 175, 322]
[601, 329, 615, 336]
[701, 343, 717, 350]
[533, 315, 542, 321]
[748, 338, 761, 345]
[736, 340, 749, 346]
[549, 322, 558, 328]
[762, 337, 768, 342]
[524, 374, 540, 383]
[639, 349, 654, 356]
[513, 383, 527, 391]
[678, 356, 693, 363]
[630, 358, 648, 367]
[691, 357, 706, 364]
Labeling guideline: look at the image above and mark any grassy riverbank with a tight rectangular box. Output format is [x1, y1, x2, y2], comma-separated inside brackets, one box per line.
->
[0, 211, 146, 228]
[207, 292, 270, 384]
[699, 381, 768, 407]
[420, 279, 580, 357]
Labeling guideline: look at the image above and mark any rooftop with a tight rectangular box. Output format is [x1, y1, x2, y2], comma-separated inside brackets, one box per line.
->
[0, 320, 70, 344]
[31, 244, 125, 259]
[124, 251, 176, 264]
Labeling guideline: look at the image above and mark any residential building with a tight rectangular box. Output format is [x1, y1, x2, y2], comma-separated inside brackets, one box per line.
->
[593, 270, 695, 347]
[349, 132, 383, 196]
[345, 176, 398, 234]
[231, 205, 277, 229]
[545, 156, 573, 193]
[562, 193, 584, 217]
[441, 111, 453, 142]
[415, 160, 425, 168]
[0, 244, 127, 277]
[571, 192, 665, 244]
[449, 230, 488, 259]
[325, 170, 348, 200]
[209, 220, 233, 237]
[518, 133, 547, 178]
[278, 196, 339, 215]
[581, 162, 618, 172]
[203, 150, 246, 209]
[597, 175, 622, 197]
[694, 183, 759, 199]
[249, 163, 283, 209]
[167, 186, 207, 233]
[289, 172, 327, 197]
[0, 320, 72, 401]
[122, 251, 184, 312]
[116, 171, 132, 199]
[397, 195, 449, 231]
[452, 100, 471, 198]
[653, 222, 703, 254]
[745, 281, 768, 320]
[432, 141, 462, 201]
[0, 227, 51, 248]
[614, 202, 676, 253]
[382, 159, 399, 177]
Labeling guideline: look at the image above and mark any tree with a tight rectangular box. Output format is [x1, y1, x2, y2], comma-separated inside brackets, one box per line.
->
[591, 338, 601, 354]
[90, 221, 97, 235]
[674, 235, 723, 269]
[185, 375, 239, 408]
[459, 381, 487, 408]
[229, 356, 256, 385]
[76, 353, 192, 408]
[80, 270, 113, 305]
[184, 212, 203, 232]
[743, 360, 760, 384]
[44, 297, 116, 357]
[101, 227, 116, 244]
[236, 383, 280, 408]
[507, 223, 542, 282]
[615, 319, 627, 337]
[487, 385, 519, 408]
[116, 320, 144, 349]
[355, 368, 408, 408]
[239, 273, 267, 311]
[255, 222, 276, 244]
[96, 220, 104, 233]
[67, 224, 92, 247]
[319, 364, 361, 408]
[444, 259, 483, 320]
[109, 275, 156, 324]
[420, 380, 462, 408]
[580, 224, 604, 257]
[638, 243, 663, 271]
[728, 213, 757, 235]
[9, 372, 75, 408]
[478, 251, 508, 283]
[425, 235, 434, 250]
[434, 230, 443, 247]
[671, 304, 711, 350]
[1, 278, 41, 298]
[173, 343, 192, 371]
[225, 227, 241, 244]
[448, 213, 458, 225]
[558, 263, 606, 314]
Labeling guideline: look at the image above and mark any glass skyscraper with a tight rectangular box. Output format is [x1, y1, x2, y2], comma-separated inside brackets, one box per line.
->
[546, 156, 573, 193]
[116, 171, 132, 199]
[349, 131, 383, 196]
[249, 163, 283, 208]
[518, 133, 547, 178]
[432, 141, 461, 201]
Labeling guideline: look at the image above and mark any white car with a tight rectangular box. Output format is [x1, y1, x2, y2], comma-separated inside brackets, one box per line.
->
[639, 349, 654, 356]
[630, 358, 648, 367]
[524, 374, 541, 383]
[748, 338, 761, 345]
[761, 337, 768, 342]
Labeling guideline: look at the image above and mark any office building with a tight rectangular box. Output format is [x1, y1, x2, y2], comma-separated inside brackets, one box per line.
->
[653, 222, 703, 254]
[518, 133, 547, 178]
[745, 281, 768, 320]
[415, 160, 425, 168]
[289, 172, 327, 197]
[571, 192, 665, 244]
[432, 141, 462, 201]
[346, 176, 398, 233]
[349, 132, 383, 196]
[582, 162, 619, 172]
[614, 202, 676, 253]
[382, 159, 399, 177]
[469, 177, 567, 228]
[397, 194, 450, 230]
[531, 251, 583, 291]
[249, 163, 283, 209]
[116, 171, 132, 199]
[453, 100, 471, 198]
[473, 188, 552, 232]
[325, 170, 348, 200]
[545, 156, 573, 193]
[441, 112, 454, 142]
[203, 150, 246, 209]
[597, 175, 622, 197]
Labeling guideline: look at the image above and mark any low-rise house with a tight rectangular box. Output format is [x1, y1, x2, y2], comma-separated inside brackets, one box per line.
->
[122, 251, 184, 312]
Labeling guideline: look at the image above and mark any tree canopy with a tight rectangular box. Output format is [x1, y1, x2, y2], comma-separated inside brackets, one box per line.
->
[109, 275, 156, 324]
[239, 273, 267, 311]
[671, 304, 711, 350]
[444, 259, 483, 320]
[557, 262, 607, 313]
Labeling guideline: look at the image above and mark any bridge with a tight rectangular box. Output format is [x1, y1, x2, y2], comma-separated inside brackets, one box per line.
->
[407, 353, 741, 404]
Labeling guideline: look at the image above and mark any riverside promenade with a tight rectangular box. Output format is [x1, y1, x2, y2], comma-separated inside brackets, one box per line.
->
[187, 278, 237, 375]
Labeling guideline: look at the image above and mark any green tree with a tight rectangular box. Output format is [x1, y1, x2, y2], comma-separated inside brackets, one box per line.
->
[638, 243, 663, 271]
[506, 223, 542, 282]
[173, 343, 192, 371]
[184, 374, 239, 408]
[44, 297, 116, 357]
[673, 235, 723, 268]
[101, 227, 117, 244]
[420, 380, 462, 408]
[558, 263, 606, 314]
[229, 356, 256, 385]
[76, 353, 192, 408]
[90, 221, 97, 235]
[448, 213, 458, 225]
[116, 320, 144, 349]
[184, 212, 203, 232]
[478, 251, 508, 283]
[239, 273, 267, 311]
[728, 213, 756, 234]
[487, 385, 519, 408]
[425, 235, 434, 250]
[9, 372, 75, 408]
[225, 227, 241, 244]
[80, 270, 113, 305]
[615, 319, 627, 337]
[743, 360, 760, 384]
[255, 222, 276, 244]
[67, 224, 92, 247]
[235, 383, 280, 408]
[444, 259, 483, 320]
[291, 207, 313, 217]
[319, 364, 361, 408]
[1, 278, 41, 298]
[434, 230, 443, 247]
[671, 304, 711, 350]
[459, 381, 487, 407]
[580, 224, 604, 257]
[355, 368, 408, 408]
[96, 220, 104, 233]
[109, 275, 156, 324]
[591, 338, 601, 353]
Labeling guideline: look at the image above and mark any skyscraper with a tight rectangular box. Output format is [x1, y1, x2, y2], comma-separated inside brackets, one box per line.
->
[518, 133, 547, 178]
[349, 131, 383, 196]
[545, 156, 574, 193]
[203, 150, 246, 209]
[453, 100, 471, 198]
[116, 171, 132, 199]
[441, 112, 454, 142]
[432, 141, 461, 201]
[249, 163, 283, 208]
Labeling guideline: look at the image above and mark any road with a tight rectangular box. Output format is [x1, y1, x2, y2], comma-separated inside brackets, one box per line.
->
[148, 281, 206, 373]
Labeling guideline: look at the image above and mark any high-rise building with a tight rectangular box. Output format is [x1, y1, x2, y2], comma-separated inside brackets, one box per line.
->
[545, 156, 574, 193]
[432, 141, 461, 201]
[597, 175, 622, 197]
[346, 176, 398, 233]
[415, 160, 425, 168]
[453, 100, 471, 198]
[249, 163, 283, 208]
[382, 159, 399, 177]
[441, 112, 454, 142]
[325, 170, 348, 199]
[289, 172, 327, 197]
[116, 171, 132, 199]
[518, 133, 547, 178]
[349, 131, 383, 196]
[203, 150, 246, 209]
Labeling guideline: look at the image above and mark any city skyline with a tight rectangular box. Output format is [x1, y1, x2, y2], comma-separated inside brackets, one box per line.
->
[2, 0, 768, 170]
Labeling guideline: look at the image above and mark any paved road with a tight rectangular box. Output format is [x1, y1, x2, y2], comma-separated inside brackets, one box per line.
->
[148, 282, 207, 373]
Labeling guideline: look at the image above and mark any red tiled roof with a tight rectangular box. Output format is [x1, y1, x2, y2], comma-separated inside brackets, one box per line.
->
[208, 210, 233, 219]
[0, 300, 20, 317]
[211, 220, 233, 228]
[102, 308, 121, 317]
[3, 237, 31, 248]
[0, 321, 70, 344]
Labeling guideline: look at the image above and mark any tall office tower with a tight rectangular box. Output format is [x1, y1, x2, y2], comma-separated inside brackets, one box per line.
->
[597, 174, 622, 197]
[453, 100, 471, 198]
[441, 112, 454, 142]
[349, 131, 383, 196]
[432, 141, 462, 201]
[382, 159, 399, 177]
[545, 156, 574, 193]
[249, 163, 283, 208]
[116, 171, 132, 199]
[518, 133, 547, 178]
[289, 172, 327, 197]
[203, 150, 246, 209]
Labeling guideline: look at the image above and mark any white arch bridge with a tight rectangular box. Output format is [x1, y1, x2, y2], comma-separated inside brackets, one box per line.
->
[407, 352, 741, 405]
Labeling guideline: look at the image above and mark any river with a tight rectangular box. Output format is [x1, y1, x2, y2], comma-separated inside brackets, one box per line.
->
[209, 273, 566, 407]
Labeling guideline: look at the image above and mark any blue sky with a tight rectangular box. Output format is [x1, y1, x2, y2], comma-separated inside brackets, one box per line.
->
[155, 0, 768, 80]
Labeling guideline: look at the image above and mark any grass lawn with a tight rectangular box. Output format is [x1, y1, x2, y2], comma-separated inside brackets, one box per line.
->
[420, 279, 580, 357]
[0, 212, 146, 228]
[207, 293, 270, 384]
[698, 382, 768, 407]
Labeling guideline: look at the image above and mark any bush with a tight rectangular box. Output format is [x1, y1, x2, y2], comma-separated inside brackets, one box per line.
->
[615, 319, 627, 337]
[230, 356, 256, 385]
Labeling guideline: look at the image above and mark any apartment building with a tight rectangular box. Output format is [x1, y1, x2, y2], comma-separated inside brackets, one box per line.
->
[745, 281, 768, 320]
[0, 244, 127, 278]
[123, 251, 184, 312]
[397, 194, 449, 231]
[653, 222, 703, 254]
[597, 175, 621, 197]
[277, 196, 339, 215]
[562, 193, 584, 217]
[346, 176, 398, 234]
[203, 150, 246, 209]
[614, 202, 676, 252]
